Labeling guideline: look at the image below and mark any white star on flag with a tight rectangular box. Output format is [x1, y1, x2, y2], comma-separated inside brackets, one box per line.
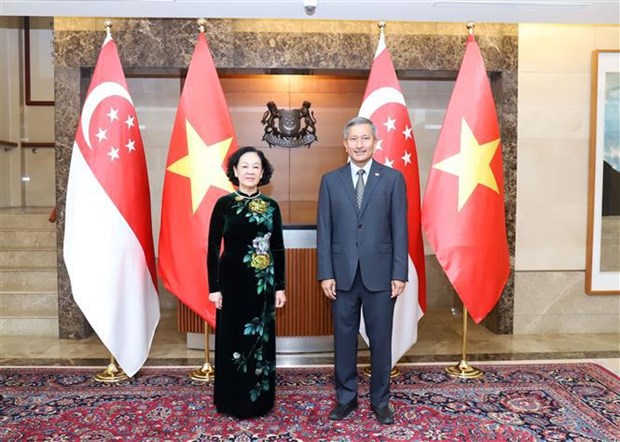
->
[402, 150, 412, 165]
[403, 125, 413, 140]
[126, 139, 136, 152]
[95, 128, 108, 143]
[125, 115, 135, 128]
[358, 28, 426, 368]
[375, 139, 383, 151]
[107, 107, 119, 122]
[107, 146, 120, 161]
[383, 115, 396, 132]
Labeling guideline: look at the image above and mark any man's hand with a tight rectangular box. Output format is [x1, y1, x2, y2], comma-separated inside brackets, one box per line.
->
[391, 280, 406, 298]
[321, 279, 337, 300]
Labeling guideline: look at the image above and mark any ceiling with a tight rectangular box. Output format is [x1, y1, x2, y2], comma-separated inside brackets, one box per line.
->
[1, 0, 619, 24]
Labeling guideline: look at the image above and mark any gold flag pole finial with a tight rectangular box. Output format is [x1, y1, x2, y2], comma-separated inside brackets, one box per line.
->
[197, 18, 206, 33]
[466, 21, 475, 35]
[378, 21, 386, 37]
[104, 20, 112, 38]
[190, 320, 215, 382]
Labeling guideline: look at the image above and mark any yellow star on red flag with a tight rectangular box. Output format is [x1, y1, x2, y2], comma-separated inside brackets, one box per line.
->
[432, 118, 500, 211]
[167, 119, 233, 214]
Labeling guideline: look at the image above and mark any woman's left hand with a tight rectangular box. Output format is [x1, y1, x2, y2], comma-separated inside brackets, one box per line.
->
[275, 290, 286, 308]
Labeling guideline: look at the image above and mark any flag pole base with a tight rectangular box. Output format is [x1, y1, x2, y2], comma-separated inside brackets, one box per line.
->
[445, 360, 483, 379]
[362, 365, 400, 378]
[94, 361, 128, 383]
[189, 362, 214, 382]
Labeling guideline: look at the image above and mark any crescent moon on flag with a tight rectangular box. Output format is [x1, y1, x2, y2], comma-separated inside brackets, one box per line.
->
[358, 86, 407, 119]
[81, 81, 133, 149]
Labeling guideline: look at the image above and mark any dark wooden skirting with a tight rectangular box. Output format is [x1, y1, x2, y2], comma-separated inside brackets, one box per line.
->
[178, 248, 333, 336]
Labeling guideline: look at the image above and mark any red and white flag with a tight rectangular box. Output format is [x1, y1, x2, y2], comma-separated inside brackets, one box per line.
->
[359, 30, 427, 367]
[158, 32, 237, 327]
[422, 34, 509, 323]
[64, 35, 160, 377]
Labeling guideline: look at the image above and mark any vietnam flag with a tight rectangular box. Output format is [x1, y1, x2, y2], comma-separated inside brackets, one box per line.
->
[358, 30, 426, 367]
[158, 31, 236, 327]
[422, 34, 510, 324]
[64, 35, 160, 378]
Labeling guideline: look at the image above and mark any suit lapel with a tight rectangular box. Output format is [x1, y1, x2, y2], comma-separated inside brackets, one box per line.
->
[359, 161, 383, 217]
[337, 165, 359, 213]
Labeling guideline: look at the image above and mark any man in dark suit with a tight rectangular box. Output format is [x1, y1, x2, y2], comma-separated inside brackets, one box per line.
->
[317, 116, 408, 425]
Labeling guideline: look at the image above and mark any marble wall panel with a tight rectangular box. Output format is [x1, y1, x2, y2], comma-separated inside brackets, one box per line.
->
[514, 271, 620, 334]
[54, 18, 518, 338]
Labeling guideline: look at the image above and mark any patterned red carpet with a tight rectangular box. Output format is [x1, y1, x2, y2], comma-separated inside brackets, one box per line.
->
[1, 363, 618, 441]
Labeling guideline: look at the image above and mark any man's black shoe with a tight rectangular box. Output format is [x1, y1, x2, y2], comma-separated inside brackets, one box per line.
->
[328, 398, 358, 420]
[372, 405, 394, 424]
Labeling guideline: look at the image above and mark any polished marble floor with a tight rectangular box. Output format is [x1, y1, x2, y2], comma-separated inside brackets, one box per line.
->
[1, 306, 618, 375]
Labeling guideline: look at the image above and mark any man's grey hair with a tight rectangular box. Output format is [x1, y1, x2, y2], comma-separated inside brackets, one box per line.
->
[343, 116, 377, 140]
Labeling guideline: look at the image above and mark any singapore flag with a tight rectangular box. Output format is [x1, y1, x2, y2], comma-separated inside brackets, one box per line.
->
[64, 35, 160, 377]
[359, 30, 426, 367]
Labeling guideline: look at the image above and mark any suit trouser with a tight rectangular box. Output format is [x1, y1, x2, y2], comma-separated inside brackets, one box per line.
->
[332, 266, 395, 408]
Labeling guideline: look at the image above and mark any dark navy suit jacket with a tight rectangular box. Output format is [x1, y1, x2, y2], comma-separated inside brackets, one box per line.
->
[317, 160, 408, 291]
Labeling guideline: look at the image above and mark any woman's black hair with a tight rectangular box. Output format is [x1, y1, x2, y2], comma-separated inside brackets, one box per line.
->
[226, 146, 274, 186]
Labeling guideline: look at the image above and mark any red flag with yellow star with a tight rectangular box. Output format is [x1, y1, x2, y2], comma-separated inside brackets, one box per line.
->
[158, 31, 236, 327]
[421, 34, 509, 324]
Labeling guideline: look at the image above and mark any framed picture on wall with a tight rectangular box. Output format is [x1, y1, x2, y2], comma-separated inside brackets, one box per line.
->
[585, 50, 620, 295]
[24, 16, 54, 106]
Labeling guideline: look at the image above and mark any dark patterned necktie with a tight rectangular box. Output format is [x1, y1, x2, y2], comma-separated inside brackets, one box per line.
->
[355, 169, 365, 208]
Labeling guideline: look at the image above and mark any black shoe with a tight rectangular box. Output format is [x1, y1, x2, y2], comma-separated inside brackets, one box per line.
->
[328, 398, 358, 420]
[372, 405, 394, 425]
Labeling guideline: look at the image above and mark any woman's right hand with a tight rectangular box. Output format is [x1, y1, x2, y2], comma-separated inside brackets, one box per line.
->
[208, 291, 223, 310]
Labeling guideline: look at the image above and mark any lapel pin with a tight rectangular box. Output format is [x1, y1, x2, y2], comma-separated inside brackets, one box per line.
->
[374, 172, 380, 176]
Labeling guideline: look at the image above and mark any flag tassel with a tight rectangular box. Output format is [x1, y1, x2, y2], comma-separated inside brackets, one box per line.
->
[189, 321, 215, 382]
[94, 354, 128, 383]
[445, 307, 483, 379]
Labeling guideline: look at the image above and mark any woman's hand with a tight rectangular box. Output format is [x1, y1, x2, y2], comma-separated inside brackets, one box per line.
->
[275, 290, 286, 308]
[208, 291, 223, 310]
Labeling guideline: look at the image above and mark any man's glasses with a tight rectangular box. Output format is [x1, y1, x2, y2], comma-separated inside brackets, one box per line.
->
[346, 136, 374, 144]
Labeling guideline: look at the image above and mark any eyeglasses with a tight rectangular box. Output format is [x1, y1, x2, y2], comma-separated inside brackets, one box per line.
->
[346, 136, 374, 144]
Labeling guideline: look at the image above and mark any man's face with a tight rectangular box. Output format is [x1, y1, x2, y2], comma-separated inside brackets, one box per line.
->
[344, 124, 375, 167]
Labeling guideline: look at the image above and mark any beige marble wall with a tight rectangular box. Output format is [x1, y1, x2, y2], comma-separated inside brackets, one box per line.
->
[514, 24, 620, 334]
[515, 272, 620, 334]
[23, 148, 56, 206]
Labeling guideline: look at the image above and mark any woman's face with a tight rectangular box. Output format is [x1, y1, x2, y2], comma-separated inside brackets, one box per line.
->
[234, 152, 264, 190]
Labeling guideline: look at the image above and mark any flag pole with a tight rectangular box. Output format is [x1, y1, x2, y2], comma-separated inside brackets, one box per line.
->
[186, 17, 215, 384]
[445, 306, 483, 379]
[190, 321, 215, 382]
[94, 354, 128, 382]
[362, 20, 401, 381]
[89, 20, 129, 385]
[442, 21, 483, 380]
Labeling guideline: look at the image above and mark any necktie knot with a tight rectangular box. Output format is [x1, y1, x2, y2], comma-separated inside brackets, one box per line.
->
[355, 169, 365, 208]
